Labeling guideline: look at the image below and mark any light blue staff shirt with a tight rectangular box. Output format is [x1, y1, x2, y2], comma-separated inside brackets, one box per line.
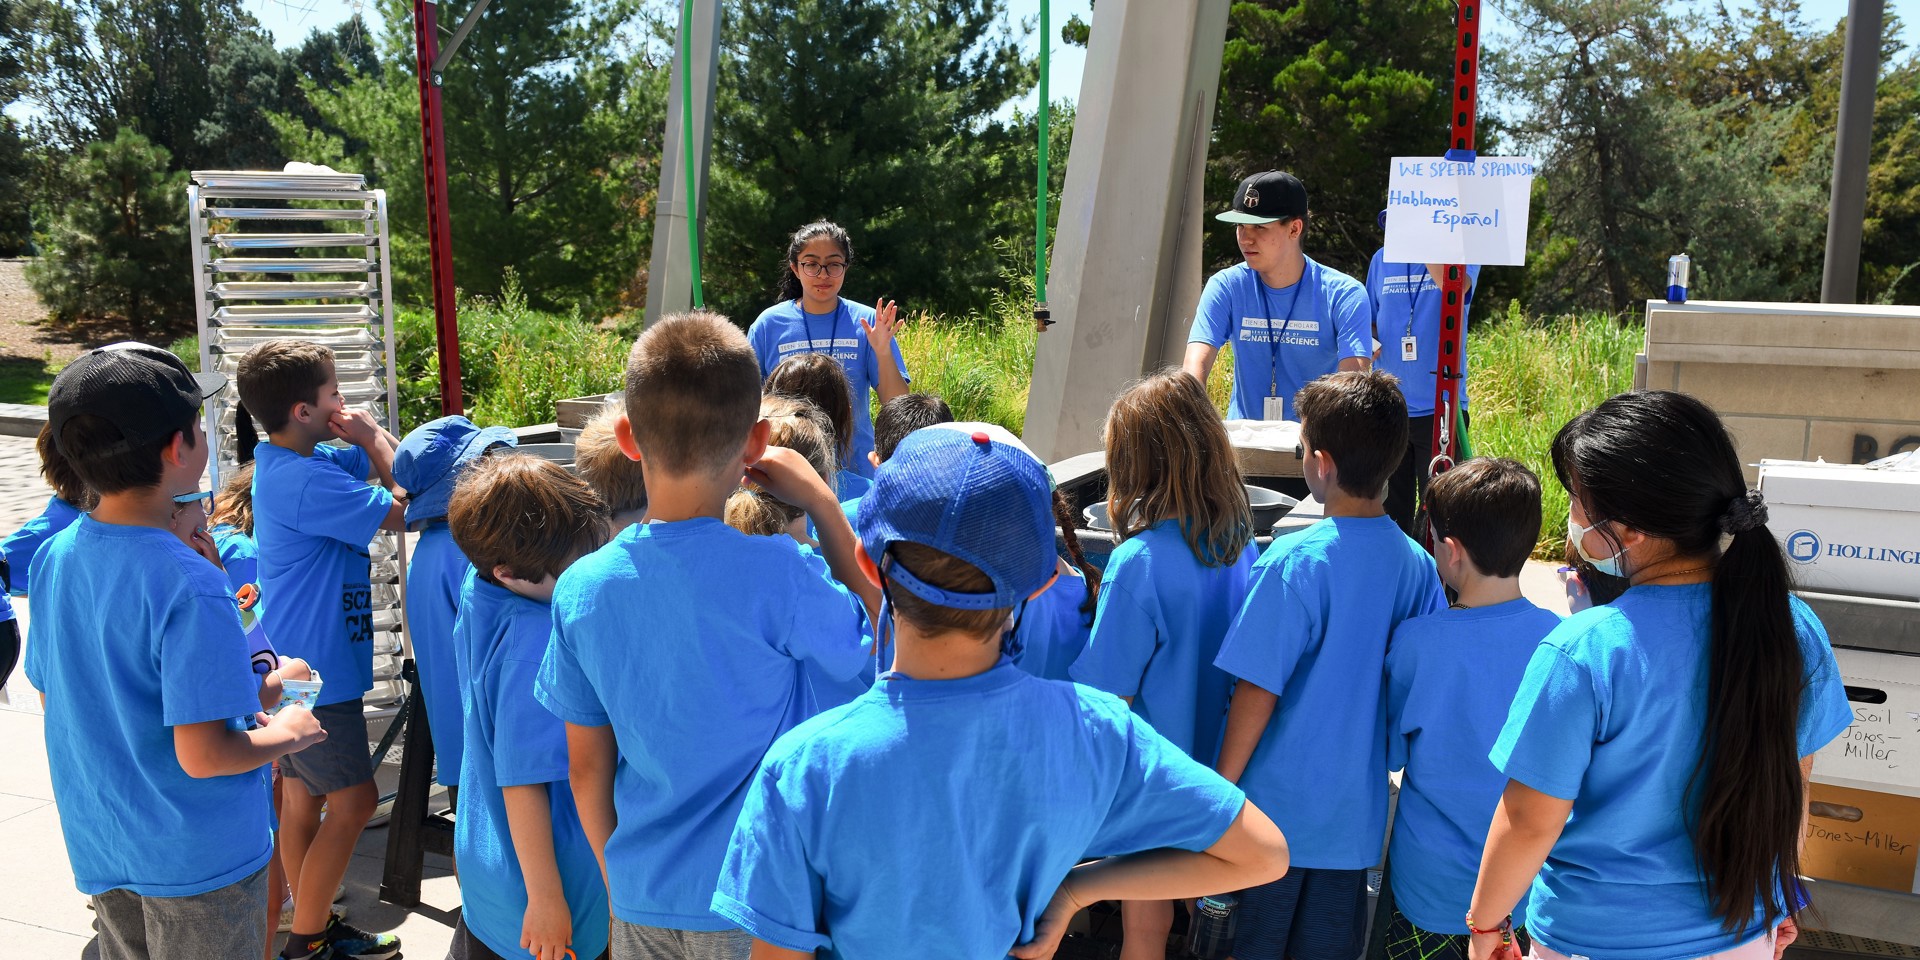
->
[535, 518, 872, 929]
[747, 298, 909, 478]
[1073, 520, 1256, 762]
[1187, 259, 1371, 421]
[456, 573, 610, 960]
[407, 523, 472, 786]
[1492, 586, 1853, 960]
[713, 660, 1248, 959]
[1386, 598, 1561, 933]
[1364, 252, 1483, 417]
[252, 442, 393, 707]
[25, 517, 272, 896]
[1214, 515, 1444, 868]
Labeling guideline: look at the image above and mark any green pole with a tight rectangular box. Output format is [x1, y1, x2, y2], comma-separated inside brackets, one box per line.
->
[680, 0, 704, 308]
[1035, 0, 1050, 308]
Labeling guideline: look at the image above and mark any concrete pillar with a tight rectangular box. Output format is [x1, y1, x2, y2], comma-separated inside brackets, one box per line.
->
[645, 0, 722, 325]
[1022, 0, 1231, 462]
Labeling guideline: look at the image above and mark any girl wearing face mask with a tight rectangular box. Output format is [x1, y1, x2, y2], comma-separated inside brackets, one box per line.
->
[1465, 390, 1852, 960]
[746, 221, 910, 479]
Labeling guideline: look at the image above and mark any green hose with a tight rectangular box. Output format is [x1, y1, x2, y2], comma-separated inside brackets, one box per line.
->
[680, 0, 704, 307]
[1035, 0, 1050, 323]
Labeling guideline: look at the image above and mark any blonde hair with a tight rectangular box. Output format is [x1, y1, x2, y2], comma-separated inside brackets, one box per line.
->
[573, 403, 647, 516]
[725, 395, 837, 536]
[1104, 369, 1252, 566]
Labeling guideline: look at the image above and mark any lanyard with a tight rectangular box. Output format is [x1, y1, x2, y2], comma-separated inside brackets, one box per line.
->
[1405, 267, 1428, 338]
[803, 299, 847, 352]
[1256, 267, 1308, 396]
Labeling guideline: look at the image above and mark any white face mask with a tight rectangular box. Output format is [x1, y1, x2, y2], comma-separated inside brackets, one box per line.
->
[1567, 517, 1627, 578]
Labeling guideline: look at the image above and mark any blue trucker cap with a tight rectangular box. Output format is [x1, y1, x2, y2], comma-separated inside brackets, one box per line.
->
[856, 422, 1056, 610]
[392, 415, 518, 528]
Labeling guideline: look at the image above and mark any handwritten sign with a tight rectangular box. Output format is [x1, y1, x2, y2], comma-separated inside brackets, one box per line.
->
[1812, 649, 1920, 798]
[1382, 156, 1537, 266]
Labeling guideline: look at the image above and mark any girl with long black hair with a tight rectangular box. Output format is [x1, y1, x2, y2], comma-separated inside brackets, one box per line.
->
[746, 221, 909, 480]
[1466, 390, 1852, 960]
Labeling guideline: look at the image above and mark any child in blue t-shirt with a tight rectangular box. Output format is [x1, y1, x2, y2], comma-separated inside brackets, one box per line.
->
[764, 351, 878, 501]
[3, 421, 94, 597]
[27, 343, 325, 960]
[206, 460, 260, 595]
[842, 392, 952, 526]
[447, 453, 613, 960]
[393, 414, 518, 791]
[713, 422, 1291, 960]
[1069, 370, 1257, 960]
[1214, 369, 1445, 960]
[572, 405, 649, 531]
[1383, 458, 1561, 960]
[238, 338, 407, 960]
[747, 220, 909, 478]
[535, 312, 875, 960]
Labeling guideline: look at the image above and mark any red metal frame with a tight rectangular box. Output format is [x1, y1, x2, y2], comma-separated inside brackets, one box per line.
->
[415, 0, 463, 416]
[1428, 0, 1481, 491]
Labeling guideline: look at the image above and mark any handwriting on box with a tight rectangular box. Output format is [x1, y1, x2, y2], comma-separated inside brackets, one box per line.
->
[1817, 699, 1920, 792]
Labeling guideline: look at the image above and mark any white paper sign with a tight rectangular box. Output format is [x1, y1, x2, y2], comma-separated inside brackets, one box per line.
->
[1383, 156, 1537, 266]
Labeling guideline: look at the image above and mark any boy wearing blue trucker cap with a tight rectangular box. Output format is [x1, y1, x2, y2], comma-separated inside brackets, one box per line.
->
[712, 422, 1291, 960]
[535, 311, 874, 960]
[393, 414, 518, 792]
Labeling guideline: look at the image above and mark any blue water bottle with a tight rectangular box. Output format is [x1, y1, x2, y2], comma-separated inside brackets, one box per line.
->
[1186, 893, 1238, 959]
[1666, 254, 1690, 303]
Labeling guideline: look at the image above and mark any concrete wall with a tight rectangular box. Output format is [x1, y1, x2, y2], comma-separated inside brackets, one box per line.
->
[1638, 300, 1920, 480]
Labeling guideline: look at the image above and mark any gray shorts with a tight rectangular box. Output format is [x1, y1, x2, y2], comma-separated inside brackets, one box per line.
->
[610, 918, 750, 960]
[92, 866, 268, 960]
[280, 699, 374, 796]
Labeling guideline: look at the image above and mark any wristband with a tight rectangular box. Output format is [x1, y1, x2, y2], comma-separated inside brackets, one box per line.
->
[1465, 912, 1513, 941]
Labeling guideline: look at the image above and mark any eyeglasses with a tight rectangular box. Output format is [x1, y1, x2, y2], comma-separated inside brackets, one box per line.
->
[794, 260, 847, 279]
[172, 489, 215, 516]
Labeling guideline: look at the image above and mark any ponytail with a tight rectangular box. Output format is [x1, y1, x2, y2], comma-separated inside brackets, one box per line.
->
[1552, 390, 1808, 932]
[725, 488, 800, 537]
[234, 402, 259, 464]
[1053, 489, 1101, 623]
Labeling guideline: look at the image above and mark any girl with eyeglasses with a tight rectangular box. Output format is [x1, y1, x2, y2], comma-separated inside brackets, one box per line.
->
[746, 221, 910, 479]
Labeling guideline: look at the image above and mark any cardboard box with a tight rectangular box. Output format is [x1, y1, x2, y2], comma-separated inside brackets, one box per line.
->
[1756, 460, 1920, 602]
[1812, 647, 1920, 798]
[1803, 782, 1920, 894]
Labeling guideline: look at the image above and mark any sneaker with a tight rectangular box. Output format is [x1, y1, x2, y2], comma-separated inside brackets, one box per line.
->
[279, 937, 335, 960]
[322, 913, 400, 960]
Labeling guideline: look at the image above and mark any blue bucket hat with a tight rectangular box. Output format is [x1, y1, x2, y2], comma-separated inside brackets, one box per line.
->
[856, 422, 1056, 611]
[392, 415, 518, 529]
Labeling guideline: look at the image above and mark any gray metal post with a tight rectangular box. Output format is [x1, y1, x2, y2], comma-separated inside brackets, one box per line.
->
[1023, 0, 1231, 462]
[1821, 0, 1883, 304]
[645, 0, 722, 325]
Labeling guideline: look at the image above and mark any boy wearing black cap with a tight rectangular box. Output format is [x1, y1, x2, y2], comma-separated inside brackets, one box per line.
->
[1182, 171, 1373, 422]
[712, 422, 1291, 960]
[27, 343, 326, 960]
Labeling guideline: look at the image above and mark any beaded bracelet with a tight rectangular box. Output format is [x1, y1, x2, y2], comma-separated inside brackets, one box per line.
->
[1465, 912, 1514, 943]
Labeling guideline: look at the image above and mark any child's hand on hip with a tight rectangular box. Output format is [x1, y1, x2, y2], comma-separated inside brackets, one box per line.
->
[746, 446, 835, 515]
[521, 893, 573, 960]
[329, 409, 383, 448]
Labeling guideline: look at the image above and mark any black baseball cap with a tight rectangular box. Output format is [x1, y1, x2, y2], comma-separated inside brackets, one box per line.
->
[1217, 171, 1309, 224]
[48, 342, 226, 457]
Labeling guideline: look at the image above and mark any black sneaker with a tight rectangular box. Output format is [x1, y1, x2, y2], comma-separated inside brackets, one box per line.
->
[322, 913, 401, 960]
[280, 937, 336, 960]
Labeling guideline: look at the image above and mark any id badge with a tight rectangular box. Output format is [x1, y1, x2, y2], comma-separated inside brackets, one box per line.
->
[1263, 395, 1287, 421]
[1401, 336, 1418, 362]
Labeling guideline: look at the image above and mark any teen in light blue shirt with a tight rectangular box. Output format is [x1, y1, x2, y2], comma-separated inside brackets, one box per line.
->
[457, 572, 610, 960]
[1365, 254, 1482, 418]
[1186, 259, 1371, 421]
[1489, 589, 1850, 960]
[27, 518, 275, 895]
[714, 662, 1251, 959]
[1074, 520, 1255, 762]
[252, 442, 393, 706]
[535, 519, 871, 930]
[1386, 598, 1561, 934]
[3, 494, 83, 595]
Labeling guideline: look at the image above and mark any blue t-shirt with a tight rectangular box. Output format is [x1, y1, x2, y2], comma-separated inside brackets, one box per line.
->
[24, 517, 272, 896]
[408, 523, 472, 786]
[747, 298, 910, 478]
[4, 495, 84, 595]
[1214, 515, 1444, 868]
[835, 469, 873, 502]
[1011, 565, 1094, 682]
[1365, 253, 1482, 417]
[1386, 598, 1561, 934]
[794, 543, 878, 712]
[535, 518, 872, 929]
[252, 442, 393, 707]
[1492, 586, 1853, 960]
[712, 660, 1247, 958]
[211, 524, 258, 597]
[1187, 259, 1371, 421]
[456, 573, 610, 960]
[1073, 521, 1256, 763]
